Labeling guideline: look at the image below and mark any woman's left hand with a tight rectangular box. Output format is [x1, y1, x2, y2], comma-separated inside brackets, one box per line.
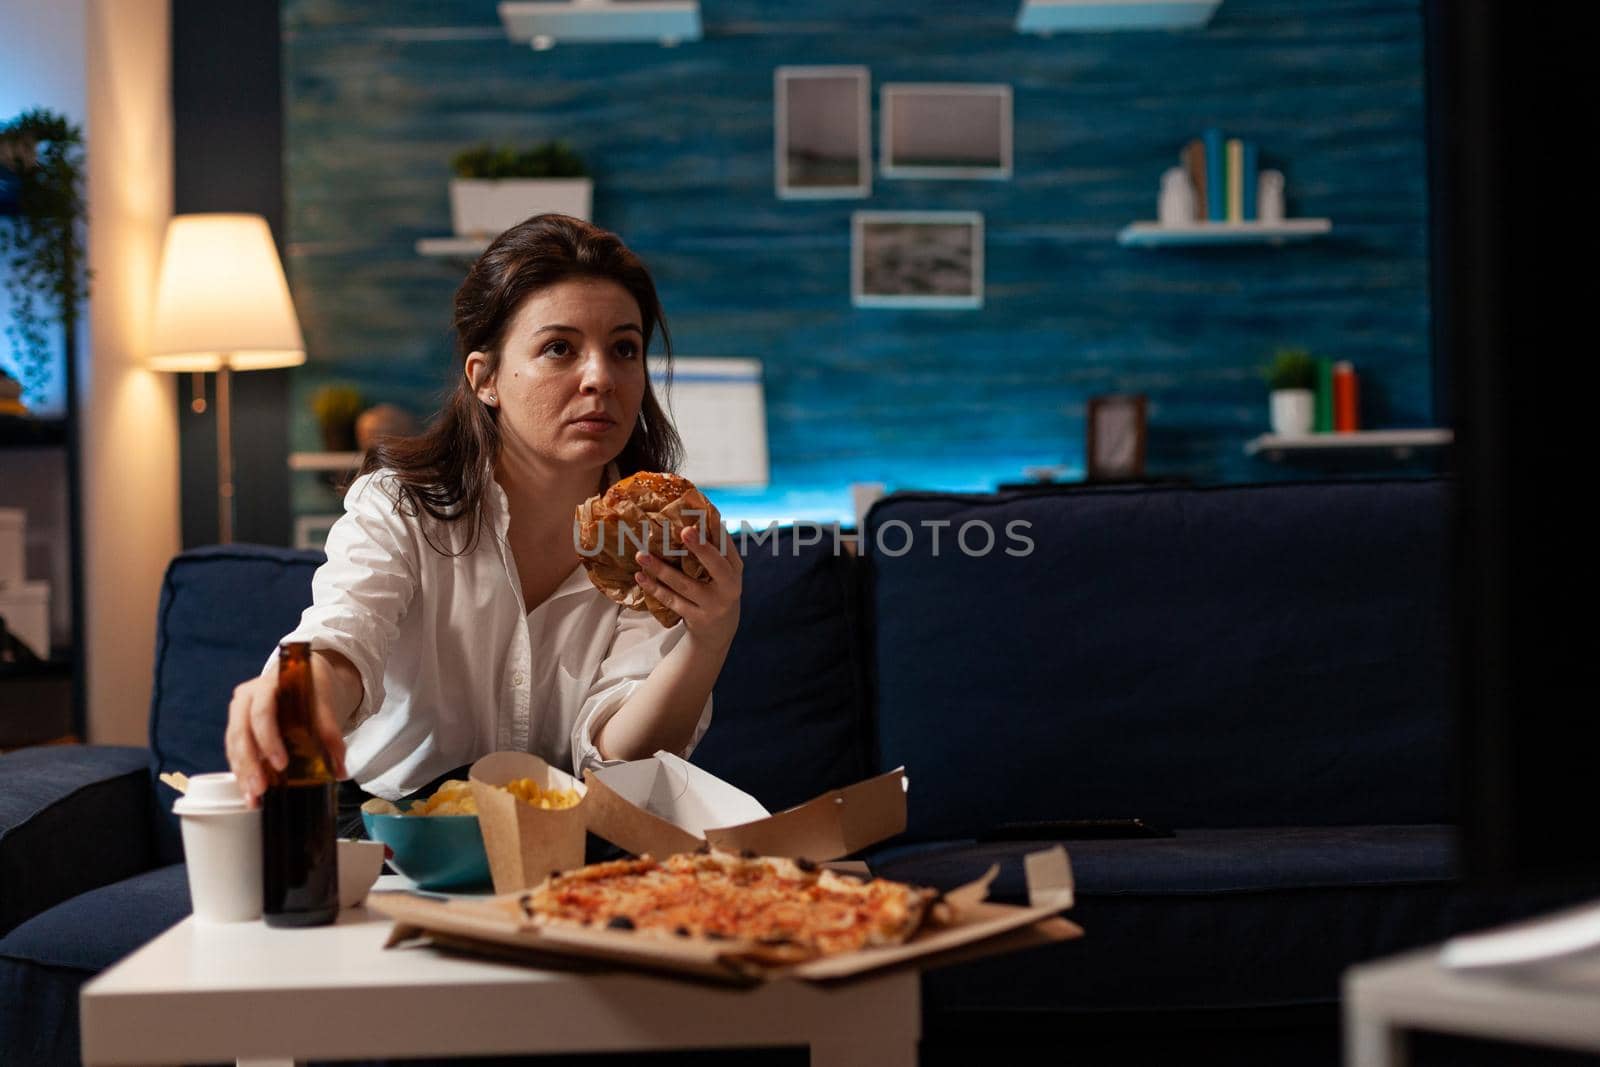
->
[634, 522, 743, 648]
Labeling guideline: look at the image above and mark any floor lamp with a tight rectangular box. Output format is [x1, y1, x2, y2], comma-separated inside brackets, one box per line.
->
[148, 214, 305, 544]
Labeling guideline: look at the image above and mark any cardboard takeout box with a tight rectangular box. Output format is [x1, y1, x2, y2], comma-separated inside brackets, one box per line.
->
[370, 845, 1081, 984]
[469, 752, 588, 894]
[582, 751, 909, 861]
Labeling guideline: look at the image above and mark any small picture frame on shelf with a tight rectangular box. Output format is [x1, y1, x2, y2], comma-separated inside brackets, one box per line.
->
[1085, 394, 1148, 482]
[851, 211, 984, 310]
[774, 66, 871, 199]
[881, 84, 1012, 180]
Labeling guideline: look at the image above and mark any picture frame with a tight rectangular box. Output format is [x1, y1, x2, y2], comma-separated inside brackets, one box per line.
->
[880, 84, 1013, 180]
[1085, 394, 1148, 482]
[774, 66, 871, 199]
[851, 211, 984, 310]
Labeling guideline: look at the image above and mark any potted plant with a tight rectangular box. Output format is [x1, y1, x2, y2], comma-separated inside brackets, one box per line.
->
[1263, 347, 1317, 437]
[0, 109, 89, 410]
[449, 141, 592, 237]
[310, 384, 365, 453]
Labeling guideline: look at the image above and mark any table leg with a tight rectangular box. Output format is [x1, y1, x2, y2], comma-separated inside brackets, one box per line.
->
[810, 1034, 916, 1067]
[1346, 1012, 1407, 1067]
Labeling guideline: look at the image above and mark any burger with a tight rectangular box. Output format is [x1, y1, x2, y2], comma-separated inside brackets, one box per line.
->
[575, 472, 722, 627]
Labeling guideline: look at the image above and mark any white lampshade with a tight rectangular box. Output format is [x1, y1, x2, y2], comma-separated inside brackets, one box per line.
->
[148, 213, 305, 372]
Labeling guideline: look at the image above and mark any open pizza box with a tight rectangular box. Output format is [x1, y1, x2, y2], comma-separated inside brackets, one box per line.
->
[581, 750, 909, 863]
[369, 845, 1082, 985]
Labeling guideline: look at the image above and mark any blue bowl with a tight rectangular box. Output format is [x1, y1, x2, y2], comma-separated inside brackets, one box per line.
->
[361, 804, 492, 890]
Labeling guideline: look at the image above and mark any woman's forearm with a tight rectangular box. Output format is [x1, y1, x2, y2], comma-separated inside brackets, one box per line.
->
[594, 632, 728, 761]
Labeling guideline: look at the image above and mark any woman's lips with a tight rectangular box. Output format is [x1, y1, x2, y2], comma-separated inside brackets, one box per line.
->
[569, 417, 616, 433]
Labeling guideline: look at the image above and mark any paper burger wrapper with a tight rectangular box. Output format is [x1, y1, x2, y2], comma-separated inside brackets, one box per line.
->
[469, 751, 588, 894]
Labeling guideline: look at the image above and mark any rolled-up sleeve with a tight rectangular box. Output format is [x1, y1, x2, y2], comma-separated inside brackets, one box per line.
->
[268, 473, 419, 731]
[570, 607, 714, 777]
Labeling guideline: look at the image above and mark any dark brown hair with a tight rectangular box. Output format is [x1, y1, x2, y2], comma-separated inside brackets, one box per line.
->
[361, 213, 683, 555]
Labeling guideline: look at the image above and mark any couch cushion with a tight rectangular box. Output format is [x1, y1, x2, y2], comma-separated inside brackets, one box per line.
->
[0, 862, 190, 974]
[864, 479, 1452, 840]
[149, 545, 323, 862]
[871, 824, 1459, 898]
[0, 864, 191, 1067]
[0, 746, 156, 937]
[870, 831, 1596, 1014]
[693, 527, 871, 813]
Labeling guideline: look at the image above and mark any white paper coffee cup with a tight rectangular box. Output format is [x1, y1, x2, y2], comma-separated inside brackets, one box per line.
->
[174, 772, 263, 923]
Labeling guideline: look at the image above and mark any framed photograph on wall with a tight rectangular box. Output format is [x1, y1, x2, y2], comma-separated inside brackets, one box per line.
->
[881, 84, 1012, 180]
[851, 211, 984, 309]
[775, 66, 871, 199]
[1085, 394, 1148, 482]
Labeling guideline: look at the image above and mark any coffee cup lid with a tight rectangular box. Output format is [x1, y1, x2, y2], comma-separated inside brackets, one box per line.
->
[173, 772, 250, 815]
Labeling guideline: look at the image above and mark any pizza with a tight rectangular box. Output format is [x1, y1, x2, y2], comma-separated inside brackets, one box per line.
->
[516, 849, 950, 964]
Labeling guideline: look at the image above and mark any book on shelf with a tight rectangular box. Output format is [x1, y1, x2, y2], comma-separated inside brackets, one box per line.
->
[1241, 140, 1259, 220]
[1225, 138, 1244, 223]
[1315, 358, 1335, 433]
[1202, 127, 1226, 222]
[1182, 138, 1207, 220]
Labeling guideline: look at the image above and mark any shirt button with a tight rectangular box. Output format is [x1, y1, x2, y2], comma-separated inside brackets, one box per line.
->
[512, 671, 526, 687]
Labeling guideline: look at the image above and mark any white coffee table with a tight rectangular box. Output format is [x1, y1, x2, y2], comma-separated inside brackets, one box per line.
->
[79, 880, 918, 1067]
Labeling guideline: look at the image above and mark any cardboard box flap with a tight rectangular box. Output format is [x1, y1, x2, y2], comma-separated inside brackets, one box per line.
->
[789, 900, 1081, 980]
[631, 752, 770, 833]
[1024, 845, 1075, 910]
[372, 892, 748, 983]
[703, 767, 909, 861]
[943, 864, 999, 912]
[582, 766, 708, 859]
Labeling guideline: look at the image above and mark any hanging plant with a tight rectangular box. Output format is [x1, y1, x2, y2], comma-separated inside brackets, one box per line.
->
[0, 109, 90, 409]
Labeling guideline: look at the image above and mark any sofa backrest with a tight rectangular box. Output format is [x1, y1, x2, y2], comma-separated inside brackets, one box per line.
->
[149, 544, 325, 862]
[864, 478, 1454, 839]
[146, 531, 873, 860]
[689, 527, 873, 813]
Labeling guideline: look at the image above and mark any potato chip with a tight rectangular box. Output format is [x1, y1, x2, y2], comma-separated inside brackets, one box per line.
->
[406, 779, 478, 817]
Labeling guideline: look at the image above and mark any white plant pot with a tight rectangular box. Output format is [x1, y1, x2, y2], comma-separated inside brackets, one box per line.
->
[1270, 389, 1316, 437]
[449, 178, 593, 237]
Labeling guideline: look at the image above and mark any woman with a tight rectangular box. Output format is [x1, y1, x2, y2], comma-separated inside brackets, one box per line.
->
[224, 215, 742, 823]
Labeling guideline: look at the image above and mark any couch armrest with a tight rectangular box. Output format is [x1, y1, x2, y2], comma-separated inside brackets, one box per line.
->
[0, 745, 158, 937]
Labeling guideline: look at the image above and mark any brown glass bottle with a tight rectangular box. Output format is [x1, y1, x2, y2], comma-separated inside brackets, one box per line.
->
[262, 642, 339, 927]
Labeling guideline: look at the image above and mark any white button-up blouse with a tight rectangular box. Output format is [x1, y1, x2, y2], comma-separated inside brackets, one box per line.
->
[272, 462, 713, 800]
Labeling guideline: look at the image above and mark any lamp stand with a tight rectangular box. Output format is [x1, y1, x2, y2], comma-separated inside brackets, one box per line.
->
[217, 362, 234, 544]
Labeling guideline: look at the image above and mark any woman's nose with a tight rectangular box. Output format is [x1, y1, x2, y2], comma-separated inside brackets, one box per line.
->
[579, 348, 615, 394]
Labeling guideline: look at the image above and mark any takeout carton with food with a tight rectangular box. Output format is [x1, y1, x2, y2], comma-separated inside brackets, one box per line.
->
[469, 752, 588, 894]
[369, 844, 1082, 985]
[581, 750, 909, 861]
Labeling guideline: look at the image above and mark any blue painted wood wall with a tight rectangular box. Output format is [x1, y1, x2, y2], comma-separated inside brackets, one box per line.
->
[283, 0, 1431, 523]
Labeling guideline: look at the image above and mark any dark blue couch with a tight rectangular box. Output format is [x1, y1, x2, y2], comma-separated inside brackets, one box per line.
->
[1, 478, 1585, 1064]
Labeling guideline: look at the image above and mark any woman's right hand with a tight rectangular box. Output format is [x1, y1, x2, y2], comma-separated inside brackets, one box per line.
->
[225, 651, 357, 807]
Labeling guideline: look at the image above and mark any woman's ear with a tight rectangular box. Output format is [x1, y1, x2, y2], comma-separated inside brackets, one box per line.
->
[465, 351, 497, 407]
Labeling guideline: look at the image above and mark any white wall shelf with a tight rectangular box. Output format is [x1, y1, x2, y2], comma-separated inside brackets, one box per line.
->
[1016, 0, 1221, 34]
[1118, 219, 1332, 247]
[416, 236, 492, 258]
[288, 451, 363, 472]
[1245, 429, 1453, 461]
[498, 1, 701, 49]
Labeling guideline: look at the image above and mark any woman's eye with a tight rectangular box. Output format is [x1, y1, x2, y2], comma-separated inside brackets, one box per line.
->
[542, 340, 572, 358]
[616, 342, 639, 359]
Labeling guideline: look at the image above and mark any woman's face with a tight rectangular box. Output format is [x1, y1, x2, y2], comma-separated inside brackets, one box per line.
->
[472, 277, 648, 474]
